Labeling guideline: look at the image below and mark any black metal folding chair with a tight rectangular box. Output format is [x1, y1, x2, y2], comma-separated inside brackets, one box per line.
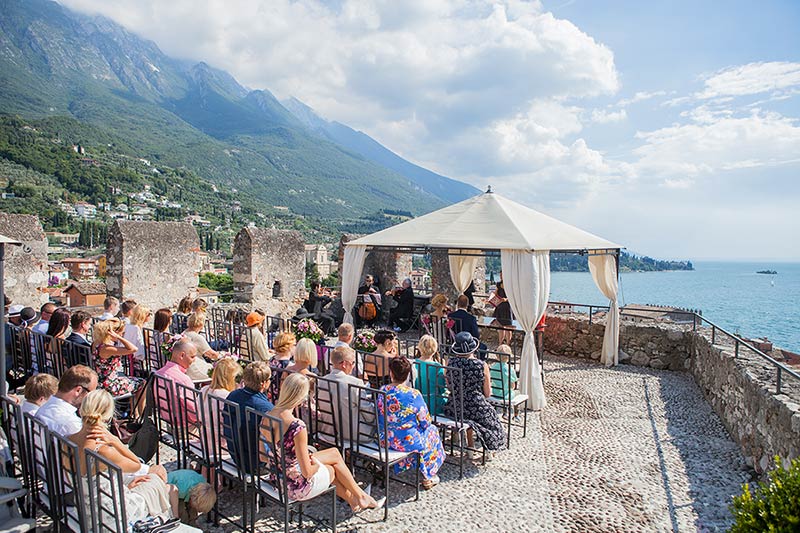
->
[22, 413, 58, 525]
[84, 448, 128, 533]
[208, 394, 250, 530]
[151, 374, 183, 466]
[50, 431, 90, 532]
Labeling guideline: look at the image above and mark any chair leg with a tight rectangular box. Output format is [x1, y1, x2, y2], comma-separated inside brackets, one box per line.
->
[331, 485, 337, 533]
[458, 431, 464, 480]
[284, 501, 290, 533]
[523, 407, 528, 438]
[383, 461, 389, 522]
[414, 454, 420, 502]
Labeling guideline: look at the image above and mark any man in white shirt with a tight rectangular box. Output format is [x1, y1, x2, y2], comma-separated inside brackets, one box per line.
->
[320, 346, 373, 444]
[31, 302, 55, 336]
[97, 296, 119, 320]
[332, 323, 363, 376]
[35, 364, 98, 437]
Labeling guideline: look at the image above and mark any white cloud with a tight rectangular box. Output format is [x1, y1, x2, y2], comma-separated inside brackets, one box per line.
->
[616, 90, 667, 107]
[591, 108, 627, 123]
[698, 61, 800, 99]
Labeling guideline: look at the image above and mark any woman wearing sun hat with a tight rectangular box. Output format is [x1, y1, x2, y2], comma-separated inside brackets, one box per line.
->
[444, 331, 506, 456]
[241, 310, 269, 361]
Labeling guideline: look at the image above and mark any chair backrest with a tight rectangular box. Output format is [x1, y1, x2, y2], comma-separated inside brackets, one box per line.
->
[347, 383, 386, 461]
[411, 359, 449, 417]
[209, 307, 227, 323]
[143, 329, 167, 373]
[207, 394, 247, 480]
[49, 431, 89, 532]
[171, 313, 188, 335]
[312, 375, 341, 449]
[29, 332, 52, 377]
[22, 412, 56, 518]
[316, 344, 333, 375]
[85, 448, 127, 533]
[439, 363, 466, 426]
[361, 351, 390, 389]
[151, 374, 181, 447]
[0, 395, 26, 480]
[174, 381, 205, 459]
[233, 324, 250, 360]
[248, 408, 288, 504]
[65, 341, 93, 368]
[423, 316, 455, 353]
[8, 325, 33, 377]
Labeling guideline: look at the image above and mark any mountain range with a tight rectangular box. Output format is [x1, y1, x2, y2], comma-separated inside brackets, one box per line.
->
[0, 0, 479, 220]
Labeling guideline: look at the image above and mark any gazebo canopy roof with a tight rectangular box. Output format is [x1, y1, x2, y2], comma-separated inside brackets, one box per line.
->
[349, 190, 620, 252]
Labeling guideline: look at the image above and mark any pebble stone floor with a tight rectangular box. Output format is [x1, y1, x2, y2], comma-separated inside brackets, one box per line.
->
[169, 355, 751, 533]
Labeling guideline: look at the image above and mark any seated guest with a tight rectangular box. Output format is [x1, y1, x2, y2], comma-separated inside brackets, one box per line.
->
[21, 373, 58, 416]
[378, 357, 445, 490]
[445, 332, 506, 456]
[385, 278, 414, 332]
[167, 469, 216, 525]
[413, 335, 446, 416]
[181, 311, 216, 380]
[154, 339, 199, 425]
[429, 294, 451, 321]
[225, 361, 273, 475]
[364, 330, 397, 389]
[200, 357, 242, 433]
[97, 296, 119, 320]
[241, 311, 269, 362]
[173, 297, 193, 332]
[356, 275, 381, 328]
[31, 302, 55, 335]
[46, 307, 71, 353]
[191, 298, 208, 314]
[69, 389, 178, 521]
[153, 308, 173, 336]
[448, 295, 480, 339]
[286, 338, 319, 377]
[320, 346, 373, 444]
[36, 365, 98, 436]
[268, 331, 295, 402]
[66, 311, 92, 346]
[19, 307, 39, 329]
[491, 288, 514, 346]
[263, 373, 383, 511]
[123, 305, 150, 361]
[120, 300, 137, 325]
[92, 319, 145, 399]
[331, 322, 360, 376]
[489, 344, 519, 404]
[305, 281, 335, 335]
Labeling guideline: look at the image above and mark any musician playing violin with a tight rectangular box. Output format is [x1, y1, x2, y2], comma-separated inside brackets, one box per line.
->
[305, 281, 336, 335]
[386, 278, 414, 332]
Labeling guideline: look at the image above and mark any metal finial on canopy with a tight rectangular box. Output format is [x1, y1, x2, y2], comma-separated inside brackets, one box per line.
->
[486, 185, 493, 193]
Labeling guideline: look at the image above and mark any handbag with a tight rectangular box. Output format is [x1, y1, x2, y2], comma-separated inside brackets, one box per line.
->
[126, 375, 159, 463]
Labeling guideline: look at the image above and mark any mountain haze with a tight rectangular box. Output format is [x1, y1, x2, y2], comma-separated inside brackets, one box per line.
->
[0, 0, 477, 219]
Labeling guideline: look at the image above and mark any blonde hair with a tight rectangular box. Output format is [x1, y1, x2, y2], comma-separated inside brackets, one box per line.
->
[130, 305, 151, 327]
[79, 389, 115, 427]
[294, 338, 318, 368]
[91, 319, 119, 349]
[496, 344, 513, 363]
[431, 294, 448, 309]
[210, 358, 242, 391]
[417, 335, 440, 363]
[188, 482, 217, 514]
[23, 373, 58, 402]
[272, 331, 296, 355]
[186, 311, 206, 330]
[242, 361, 272, 391]
[273, 372, 309, 411]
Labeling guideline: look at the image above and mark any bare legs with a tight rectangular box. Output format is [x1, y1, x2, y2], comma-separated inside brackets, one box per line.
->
[312, 447, 379, 511]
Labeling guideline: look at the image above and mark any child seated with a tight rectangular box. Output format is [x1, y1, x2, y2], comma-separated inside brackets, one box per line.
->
[21, 373, 58, 416]
[166, 469, 217, 525]
[489, 345, 518, 401]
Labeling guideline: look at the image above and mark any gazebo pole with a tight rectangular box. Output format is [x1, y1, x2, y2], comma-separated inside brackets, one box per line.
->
[0, 242, 6, 397]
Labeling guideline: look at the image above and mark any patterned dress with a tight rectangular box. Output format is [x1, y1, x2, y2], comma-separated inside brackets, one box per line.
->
[378, 384, 445, 480]
[93, 344, 144, 397]
[268, 358, 291, 403]
[275, 419, 317, 501]
[445, 356, 506, 451]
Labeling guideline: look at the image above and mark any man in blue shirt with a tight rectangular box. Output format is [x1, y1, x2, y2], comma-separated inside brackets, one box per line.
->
[224, 361, 273, 474]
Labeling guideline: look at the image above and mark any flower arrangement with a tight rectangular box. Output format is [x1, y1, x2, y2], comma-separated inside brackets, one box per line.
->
[354, 330, 377, 353]
[294, 318, 325, 343]
[161, 334, 185, 355]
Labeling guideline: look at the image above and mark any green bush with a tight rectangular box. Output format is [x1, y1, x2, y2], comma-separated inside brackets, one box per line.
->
[729, 456, 800, 532]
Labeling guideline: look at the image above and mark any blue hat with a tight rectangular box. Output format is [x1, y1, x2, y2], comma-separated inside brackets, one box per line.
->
[451, 331, 478, 356]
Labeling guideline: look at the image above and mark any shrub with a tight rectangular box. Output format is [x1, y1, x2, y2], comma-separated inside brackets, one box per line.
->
[729, 456, 800, 532]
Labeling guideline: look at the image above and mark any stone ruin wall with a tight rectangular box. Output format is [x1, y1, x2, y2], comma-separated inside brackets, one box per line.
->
[106, 220, 200, 311]
[543, 312, 800, 474]
[0, 214, 49, 307]
[429, 249, 486, 307]
[233, 227, 305, 319]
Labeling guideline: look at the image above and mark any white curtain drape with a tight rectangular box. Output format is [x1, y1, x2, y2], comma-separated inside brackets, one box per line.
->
[500, 249, 549, 410]
[588, 253, 619, 366]
[341, 244, 367, 325]
[448, 249, 479, 293]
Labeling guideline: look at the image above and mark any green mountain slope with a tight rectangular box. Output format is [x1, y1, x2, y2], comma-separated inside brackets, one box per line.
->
[0, 0, 446, 218]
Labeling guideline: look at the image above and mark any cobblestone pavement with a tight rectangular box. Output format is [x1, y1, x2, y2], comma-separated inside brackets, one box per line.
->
[170, 356, 751, 533]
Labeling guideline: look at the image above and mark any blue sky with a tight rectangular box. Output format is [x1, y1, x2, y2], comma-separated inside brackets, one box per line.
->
[60, 0, 800, 261]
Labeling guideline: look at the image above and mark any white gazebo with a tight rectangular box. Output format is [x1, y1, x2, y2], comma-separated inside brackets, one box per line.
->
[340, 189, 622, 410]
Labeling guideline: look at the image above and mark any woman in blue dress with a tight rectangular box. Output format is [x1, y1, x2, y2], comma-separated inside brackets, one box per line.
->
[378, 357, 445, 490]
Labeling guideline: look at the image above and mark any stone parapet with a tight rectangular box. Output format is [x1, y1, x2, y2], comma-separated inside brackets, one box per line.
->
[0, 213, 48, 306]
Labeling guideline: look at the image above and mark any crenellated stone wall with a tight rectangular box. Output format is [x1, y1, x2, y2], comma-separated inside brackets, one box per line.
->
[106, 220, 200, 310]
[542, 312, 800, 474]
[0, 213, 49, 307]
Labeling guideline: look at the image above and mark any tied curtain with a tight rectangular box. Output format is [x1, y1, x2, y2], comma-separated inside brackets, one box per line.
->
[500, 249, 549, 410]
[341, 244, 367, 325]
[588, 253, 619, 366]
[448, 249, 479, 293]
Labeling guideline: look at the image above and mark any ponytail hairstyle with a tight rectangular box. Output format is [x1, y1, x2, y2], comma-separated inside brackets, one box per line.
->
[79, 389, 115, 427]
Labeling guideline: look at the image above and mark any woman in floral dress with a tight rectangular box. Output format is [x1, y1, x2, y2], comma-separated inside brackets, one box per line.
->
[444, 332, 506, 454]
[92, 318, 145, 399]
[378, 356, 445, 489]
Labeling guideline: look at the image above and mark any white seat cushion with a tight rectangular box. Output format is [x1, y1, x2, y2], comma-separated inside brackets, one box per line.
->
[354, 442, 413, 463]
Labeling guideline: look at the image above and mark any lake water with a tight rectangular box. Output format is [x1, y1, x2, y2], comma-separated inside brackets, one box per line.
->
[548, 261, 800, 353]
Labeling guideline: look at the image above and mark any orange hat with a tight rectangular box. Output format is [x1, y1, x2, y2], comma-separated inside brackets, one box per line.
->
[246, 312, 265, 327]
